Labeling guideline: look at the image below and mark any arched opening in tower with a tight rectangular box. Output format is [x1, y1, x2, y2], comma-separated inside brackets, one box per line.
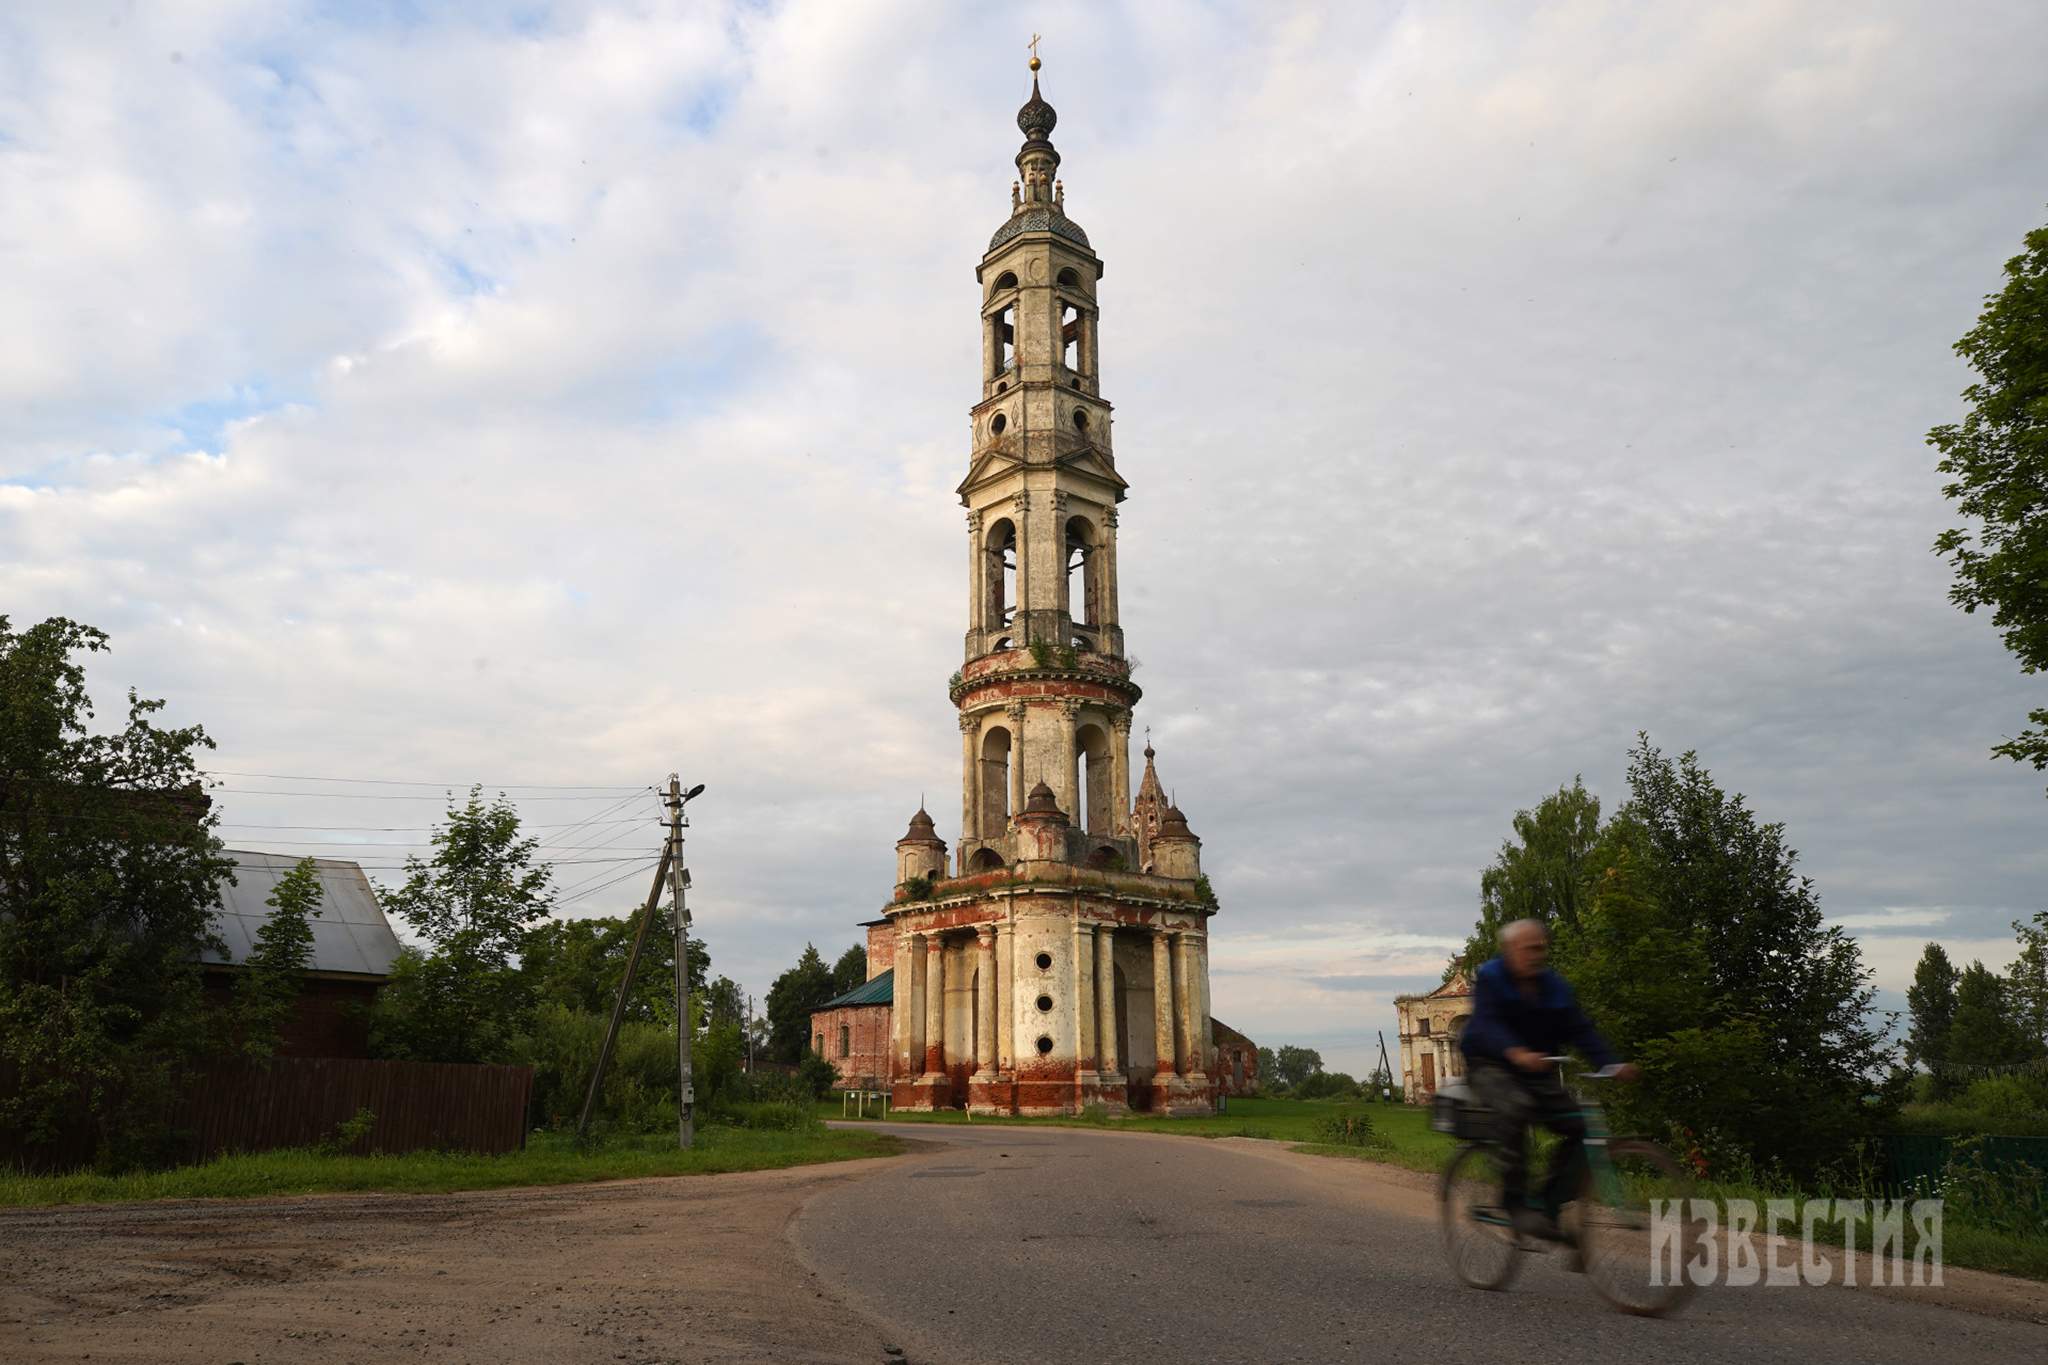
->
[1060, 300, 1079, 372]
[985, 518, 1017, 639]
[978, 725, 1012, 836]
[1074, 721, 1112, 835]
[1064, 516, 1096, 638]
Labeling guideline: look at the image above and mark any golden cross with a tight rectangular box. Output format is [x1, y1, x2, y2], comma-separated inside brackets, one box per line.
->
[1028, 33, 1042, 67]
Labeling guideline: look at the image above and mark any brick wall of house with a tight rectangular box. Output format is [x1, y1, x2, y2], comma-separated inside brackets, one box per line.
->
[811, 1003, 894, 1088]
[864, 922, 897, 980]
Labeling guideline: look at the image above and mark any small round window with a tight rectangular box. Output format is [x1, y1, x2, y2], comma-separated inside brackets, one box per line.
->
[1034, 951, 1053, 971]
[991, 413, 1008, 436]
[1035, 994, 1054, 1013]
[1035, 1035, 1055, 1056]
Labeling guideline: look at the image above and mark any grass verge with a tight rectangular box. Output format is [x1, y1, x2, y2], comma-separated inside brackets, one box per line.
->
[0, 1125, 905, 1208]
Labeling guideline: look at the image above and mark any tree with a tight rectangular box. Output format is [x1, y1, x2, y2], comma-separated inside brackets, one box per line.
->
[0, 616, 235, 1169]
[519, 913, 708, 1026]
[701, 974, 746, 1031]
[1930, 216, 2048, 786]
[1255, 1046, 1278, 1091]
[763, 944, 836, 1064]
[830, 943, 867, 996]
[1455, 778, 1602, 972]
[1905, 942, 1963, 1095]
[1950, 961, 2030, 1070]
[2006, 917, 2048, 1059]
[372, 788, 553, 1063]
[1271, 1045, 1324, 1091]
[225, 857, 323, 1059]
[1609, 737, 1892, 1174]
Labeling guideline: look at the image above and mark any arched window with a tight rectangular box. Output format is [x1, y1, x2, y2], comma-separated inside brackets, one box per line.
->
[839, 1025, 850, 1058]
[812, 1032, 823, 1056]
[1057, 267, 1080, 287]
[985, 519, 1017, 633]
[1060, 300, 1079, 370]
[1064, 516, 1097, 627]
[979, 726, 1012, 836]
[1074, 722, 1112, 834]
[970, 847, 1006, 872]
[993, 271, 1018, 292]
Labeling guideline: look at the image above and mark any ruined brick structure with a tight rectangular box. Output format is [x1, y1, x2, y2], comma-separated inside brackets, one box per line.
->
[1394, 971, 1473, 1102]
[811, 61, 1238, 1117]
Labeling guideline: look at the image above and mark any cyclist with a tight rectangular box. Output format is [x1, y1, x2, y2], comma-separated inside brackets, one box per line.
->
[1458, 918, 1638, 1244]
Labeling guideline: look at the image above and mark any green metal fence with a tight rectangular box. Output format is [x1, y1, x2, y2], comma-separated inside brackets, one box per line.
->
[1881, 1133, 2048, 1203]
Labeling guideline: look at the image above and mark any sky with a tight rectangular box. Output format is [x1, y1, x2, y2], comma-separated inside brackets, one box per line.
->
[4, 1, 2046, 1078]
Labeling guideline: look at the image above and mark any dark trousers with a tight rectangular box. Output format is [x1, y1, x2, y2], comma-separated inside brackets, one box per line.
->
[1467, 1058, 1588, 1215]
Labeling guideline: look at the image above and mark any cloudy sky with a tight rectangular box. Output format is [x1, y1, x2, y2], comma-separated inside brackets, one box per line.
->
[5, 1, 2046, 1076]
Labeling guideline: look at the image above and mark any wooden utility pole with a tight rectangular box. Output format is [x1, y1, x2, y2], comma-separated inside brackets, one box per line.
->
[1376, 1030, 1397, 1102]
[666, 775, 696, 1149]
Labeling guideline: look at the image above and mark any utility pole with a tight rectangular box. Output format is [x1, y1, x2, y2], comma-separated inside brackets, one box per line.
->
[1376, 1030, 1397, 1103]
[577, 774, 703, 1144]
[745, 993, 755, 1073]
[666, 774, 696, 1150]
[577, 830, 674, 1140]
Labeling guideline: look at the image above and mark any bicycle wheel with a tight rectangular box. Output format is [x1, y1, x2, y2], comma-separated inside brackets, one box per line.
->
[1575, 1139, 1698, 1317]
[1440, 1142, 1520, 1291]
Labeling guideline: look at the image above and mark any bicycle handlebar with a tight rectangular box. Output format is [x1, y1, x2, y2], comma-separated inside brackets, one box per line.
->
[1541, 1056, 1627, 1081]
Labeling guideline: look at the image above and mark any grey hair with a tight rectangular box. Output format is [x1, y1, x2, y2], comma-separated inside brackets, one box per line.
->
[1501, 918, 1549, 949]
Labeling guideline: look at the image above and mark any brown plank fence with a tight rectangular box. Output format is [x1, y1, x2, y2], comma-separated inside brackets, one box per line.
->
[178, 1058, 534, 1160]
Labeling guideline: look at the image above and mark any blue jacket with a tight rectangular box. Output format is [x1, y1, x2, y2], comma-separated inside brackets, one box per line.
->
[1458, 957, 1617, 1069]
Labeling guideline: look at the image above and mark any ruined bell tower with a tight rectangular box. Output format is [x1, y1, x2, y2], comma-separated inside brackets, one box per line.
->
[874, 55, 1219, 1118]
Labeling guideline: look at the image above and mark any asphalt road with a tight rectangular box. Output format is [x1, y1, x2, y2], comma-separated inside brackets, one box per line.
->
[795, 1122, 2047, 1365]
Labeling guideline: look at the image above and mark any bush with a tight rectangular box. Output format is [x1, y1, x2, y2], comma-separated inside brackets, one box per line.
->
[317, 1107, 376, 1157]
[1960, 1074, 2048, 1121]
[711, 1100, 820, 1133]
[1295, 1070, 1360, 1101]
[797, 1051, 837, 1099]
[519, 1005, 681, 1133]
[1312, 1110, 1384, 1147]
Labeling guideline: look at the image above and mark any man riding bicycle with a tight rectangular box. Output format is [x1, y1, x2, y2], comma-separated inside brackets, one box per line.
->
[1458, 918, 1638, 1243]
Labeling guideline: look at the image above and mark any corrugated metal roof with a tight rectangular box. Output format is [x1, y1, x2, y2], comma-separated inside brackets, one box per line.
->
[816, 968, 894, 1010]
[203, 850, 403, 980]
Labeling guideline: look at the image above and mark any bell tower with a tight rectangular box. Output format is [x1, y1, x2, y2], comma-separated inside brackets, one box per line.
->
[873, 54, 1219, 1120]
[952, 55, 1140, 873]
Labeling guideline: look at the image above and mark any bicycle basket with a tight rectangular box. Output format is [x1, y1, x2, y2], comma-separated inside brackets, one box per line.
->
[1430, 1077, 1485, 1138]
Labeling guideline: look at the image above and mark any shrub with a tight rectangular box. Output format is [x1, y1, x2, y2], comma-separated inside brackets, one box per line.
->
[797, 1051, 838, 1099]
[899, 875, 936, 901]
[520, 1005, 681, 1132]
[317, 1107, 376, 1157]
[1312, 1111, 1384, 1148]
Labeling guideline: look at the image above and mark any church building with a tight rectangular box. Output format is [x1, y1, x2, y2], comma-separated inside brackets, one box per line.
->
[811, 59, 1247, 1116]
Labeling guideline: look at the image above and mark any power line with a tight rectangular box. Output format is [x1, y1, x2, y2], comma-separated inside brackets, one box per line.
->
[201, 769, 647, 791]
[205, 787, 654, 802]
[555, 858, 663, 904]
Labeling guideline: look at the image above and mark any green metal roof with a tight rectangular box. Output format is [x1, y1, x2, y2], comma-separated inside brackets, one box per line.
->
[817, 968, 894, 1010]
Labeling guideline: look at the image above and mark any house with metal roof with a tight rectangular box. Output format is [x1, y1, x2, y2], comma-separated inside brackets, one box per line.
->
[810, 968, 896, 1089]
[202, 851, 406, 1058]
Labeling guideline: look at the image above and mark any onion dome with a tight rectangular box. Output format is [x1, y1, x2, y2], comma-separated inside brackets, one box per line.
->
[898, 806, 945, 846]
[1020, 779, 1068, 820]
[1017, 76, 1057, 143]
[1155, 805, 1198, 841]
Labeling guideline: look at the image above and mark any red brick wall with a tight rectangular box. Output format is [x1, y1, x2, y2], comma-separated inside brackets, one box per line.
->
[811, 1003, 894, 1087]
[865, 922, 897, 979]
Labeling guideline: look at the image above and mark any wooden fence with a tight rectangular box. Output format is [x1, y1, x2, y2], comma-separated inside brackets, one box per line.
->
[178, 1057, 534, 1160]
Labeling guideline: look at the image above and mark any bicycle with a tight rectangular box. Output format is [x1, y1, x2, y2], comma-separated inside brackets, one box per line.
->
[1436, 1059, 1699, 1316]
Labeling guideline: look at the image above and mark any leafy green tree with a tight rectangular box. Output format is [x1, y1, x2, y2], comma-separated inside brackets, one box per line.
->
[372, 788, 553, 1063]
[1950, 961, 2030, 1069]
[1609, 737, 1892, 1174]
[0, 617, 234, 1169]
[1255, 1045, 1278, 1091]
[700, 974, 746, 1031]
[1455, 777, 1601, 972]
[764, 944, 836, 1064]
[2006, 917, 2048, 1060]
[519, 913, 707, 1026]
[225, 857, 324, 1059]
[1930, 216, 2048, 786]
[830, 943, 867, 996]
[1905, 942, 1963, 1097]
[1272, 1045, 1324, 1091]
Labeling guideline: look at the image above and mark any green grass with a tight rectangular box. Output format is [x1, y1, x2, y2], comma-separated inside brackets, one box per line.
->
[0, 1124, 906, 1208]
[824, 1093, 1450, 1152]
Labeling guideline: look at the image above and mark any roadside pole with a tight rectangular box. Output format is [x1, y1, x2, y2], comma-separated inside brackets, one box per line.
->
[577, 825, 675, 1140]
[666, 774, 696, 1149]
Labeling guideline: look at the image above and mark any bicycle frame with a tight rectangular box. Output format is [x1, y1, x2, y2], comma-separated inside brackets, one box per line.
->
[1466, 1065, 1626, 1226]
